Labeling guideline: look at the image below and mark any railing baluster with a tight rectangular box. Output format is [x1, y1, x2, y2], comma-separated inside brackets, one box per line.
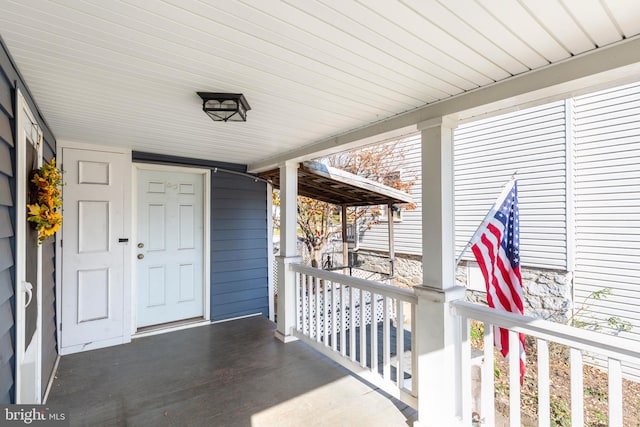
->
[608, 358, 622, 427]
[331, 281, 337, 351]
[396, 300, 404, 390]
[383, 296, 391, 381]
[307, 276, 315, 338]
[295, 272, 301, 332]
[411, 302, 416, 395]
[323, 279, 329, 346]
[360, 289, 367, 368]
[482, 322, 495, 427]
[287, 263, 459, 411]
[509, 330, 521, 426]
[460, 317, 471, 427]
[570, 348, 584, 426]
[445, 299, 640, 427]
[315, 276, 321, 342]
[350, 286, 356, 362]
[308, 277, 313, 338]
[340, 285, 346, 356]
[537, 339, 550, 427]
[371, 292, 378, 375]
[303, 273, 309, 336]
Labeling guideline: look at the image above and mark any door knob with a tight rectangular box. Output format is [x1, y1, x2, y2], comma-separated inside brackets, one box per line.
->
[138, 243, 144, 248]
[137, 254, 144, 260]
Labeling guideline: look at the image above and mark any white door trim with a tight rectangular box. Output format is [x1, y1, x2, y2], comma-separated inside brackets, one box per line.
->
[131, 163, 211, 334]
[15, 88, 43, 403]
[55, 141, 133, 355]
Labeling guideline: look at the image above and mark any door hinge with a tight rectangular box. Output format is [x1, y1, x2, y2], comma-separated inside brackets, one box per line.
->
[60, 239, 63, 248]
[59, 323, 62, 331]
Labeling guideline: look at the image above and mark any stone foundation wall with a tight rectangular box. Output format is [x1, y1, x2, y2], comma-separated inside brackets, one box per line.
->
[459, 260, 573, 324]
[353, 251, 422, 289]
[356, 251, 573, 324]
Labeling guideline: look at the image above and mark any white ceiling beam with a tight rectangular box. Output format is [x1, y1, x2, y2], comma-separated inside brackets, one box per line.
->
[248, 36, 640, 173]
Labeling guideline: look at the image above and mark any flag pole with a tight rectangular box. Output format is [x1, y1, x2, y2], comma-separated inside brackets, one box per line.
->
[455, 172, 518, 266]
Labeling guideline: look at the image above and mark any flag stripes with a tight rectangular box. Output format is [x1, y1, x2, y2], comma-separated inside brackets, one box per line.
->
[470, 179, 526, 383]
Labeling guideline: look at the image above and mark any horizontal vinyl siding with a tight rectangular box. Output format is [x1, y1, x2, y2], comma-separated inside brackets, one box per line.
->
[454, 101, 568, 269]
[358, 134, 422, 255]
[211, 174, 269, 321]
[573, 82, 640, 379]
[0, 62, 13, 403]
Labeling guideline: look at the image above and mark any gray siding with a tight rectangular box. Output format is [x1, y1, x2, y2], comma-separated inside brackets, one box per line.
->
[573, 81, 640, 379]
[0, 49, 15, 405]
[211, 174, 269, 321]
[40, 226, 56, 395]
[454, 101, 569, 269]
[38, 113, 57, 395]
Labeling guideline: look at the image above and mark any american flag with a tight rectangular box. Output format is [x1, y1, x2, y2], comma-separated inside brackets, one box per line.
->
[470, 179, 525, 383]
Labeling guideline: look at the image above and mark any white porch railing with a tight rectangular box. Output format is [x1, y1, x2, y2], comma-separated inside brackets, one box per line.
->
[284, 265, 640, 425]
[453, 300, 640, 427]
[291, 263, 418, 408]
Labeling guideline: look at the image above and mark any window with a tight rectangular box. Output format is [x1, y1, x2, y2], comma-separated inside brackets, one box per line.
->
[379, 204, 403, 222]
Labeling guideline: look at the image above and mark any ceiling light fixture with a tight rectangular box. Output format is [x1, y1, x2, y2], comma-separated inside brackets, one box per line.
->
[197, 92, 251, 122]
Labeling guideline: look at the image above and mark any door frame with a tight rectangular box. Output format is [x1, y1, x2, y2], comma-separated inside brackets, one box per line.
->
[131, 163, 211, 334]
[55, 141, 133, 354]
[14, 88, 43, 403]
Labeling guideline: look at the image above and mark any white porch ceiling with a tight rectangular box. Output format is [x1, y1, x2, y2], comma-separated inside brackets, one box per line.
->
[1, 1, 640, 167]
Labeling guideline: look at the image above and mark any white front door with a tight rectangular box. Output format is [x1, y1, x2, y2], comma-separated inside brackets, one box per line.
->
[60, 147, 130, 351]
[15, 89, 42, 403]
[136, 168, 205, 328]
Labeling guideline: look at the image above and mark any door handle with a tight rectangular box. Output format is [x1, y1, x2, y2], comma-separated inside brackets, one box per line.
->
[137, 254, 144, 260]
[23, 281, 33, 308]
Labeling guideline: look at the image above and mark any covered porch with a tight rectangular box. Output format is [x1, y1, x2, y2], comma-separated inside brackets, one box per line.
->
[47, 315, 417, 426]
[2, 2, 640, 426]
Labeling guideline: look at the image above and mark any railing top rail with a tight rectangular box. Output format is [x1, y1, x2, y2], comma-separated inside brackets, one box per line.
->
[291, 263, 417, 304]
[452, 300, 640, 364]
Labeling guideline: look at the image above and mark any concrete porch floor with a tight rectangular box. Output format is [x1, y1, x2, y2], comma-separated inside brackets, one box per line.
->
[47, 315, 417, 426]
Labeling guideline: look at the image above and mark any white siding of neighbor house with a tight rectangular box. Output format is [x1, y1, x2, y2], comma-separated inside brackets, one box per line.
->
[359, 102, 570, 270]
[573, 82, 640, 379]
[358, 83, 640, 379]
[454, 101, 569, 270]
[357, 134, 423, 255]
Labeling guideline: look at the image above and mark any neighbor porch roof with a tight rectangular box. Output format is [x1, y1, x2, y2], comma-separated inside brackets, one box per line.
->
[259, 161, 414, 207]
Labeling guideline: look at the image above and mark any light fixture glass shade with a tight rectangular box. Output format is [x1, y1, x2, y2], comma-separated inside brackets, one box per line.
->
[197, 92, 251, 122]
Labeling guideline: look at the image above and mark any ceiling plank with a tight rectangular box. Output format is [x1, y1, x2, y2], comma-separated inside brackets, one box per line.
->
[249, 36, 640, 172]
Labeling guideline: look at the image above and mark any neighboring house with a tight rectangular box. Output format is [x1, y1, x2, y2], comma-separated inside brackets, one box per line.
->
[0, 40, 270, 404]
[357, 81, 640, 378]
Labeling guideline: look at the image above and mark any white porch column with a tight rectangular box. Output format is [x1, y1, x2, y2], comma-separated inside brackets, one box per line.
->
[414, 116, 466, 426]
[275, 161, 301, 343]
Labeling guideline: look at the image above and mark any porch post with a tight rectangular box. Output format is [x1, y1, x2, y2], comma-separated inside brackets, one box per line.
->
[341, 205, 349, 272]
[275, 161, 301, 343]
[414, 116, 466, 426]
[387, 203, 396, 278]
